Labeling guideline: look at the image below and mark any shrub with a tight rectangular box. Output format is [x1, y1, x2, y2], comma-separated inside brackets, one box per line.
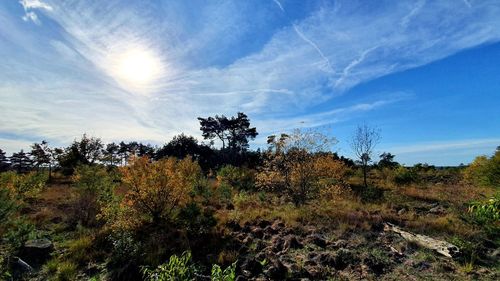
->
[4, 219, 38, 250]
[120, 156, 202, 225]
[177, 202, 217, 236]
[142, 252, 237, 281]
[70, 165, 116, 226]
[393, 166, 418, 185]
[463, 148, 500, 188]
[108, 230, 140, 266]
[0, 171, 47, 201]
[211, 261, 236, 281]
[142, 251, 197, 281]
[0, 187, 16, 232]
[217, 165, 255, 191]
[256, 131, 349, 206]
[468, 192, 500, 236]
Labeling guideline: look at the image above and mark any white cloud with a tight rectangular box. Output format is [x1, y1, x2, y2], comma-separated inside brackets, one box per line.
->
[384, 138, 500, 155]
[1, 0, 500, 155]
[19, 0, 52, 24]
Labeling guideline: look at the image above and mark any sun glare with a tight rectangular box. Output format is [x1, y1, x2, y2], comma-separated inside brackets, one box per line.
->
[108, 47, 163, 91]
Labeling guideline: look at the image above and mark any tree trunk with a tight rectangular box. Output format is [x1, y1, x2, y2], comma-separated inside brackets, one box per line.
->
[363, 164, 368, 188]
[384, 223, 460, 258]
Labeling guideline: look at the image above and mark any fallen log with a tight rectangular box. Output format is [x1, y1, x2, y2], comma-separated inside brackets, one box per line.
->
[384, 222, 459, 258]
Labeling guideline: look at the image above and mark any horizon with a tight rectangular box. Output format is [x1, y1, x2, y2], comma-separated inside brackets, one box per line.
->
[1, 0, 500, 166]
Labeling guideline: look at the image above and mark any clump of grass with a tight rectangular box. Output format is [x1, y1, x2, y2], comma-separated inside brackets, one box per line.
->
[65, 234, 94, 265]
[217, 249, 238, 265]
[43, 258, 80, 280]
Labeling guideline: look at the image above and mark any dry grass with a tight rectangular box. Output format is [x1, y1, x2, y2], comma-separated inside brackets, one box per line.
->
[218, 181, 487, 241]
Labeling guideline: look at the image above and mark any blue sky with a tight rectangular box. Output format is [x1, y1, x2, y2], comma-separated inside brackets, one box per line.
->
[1, 0, 499, 166]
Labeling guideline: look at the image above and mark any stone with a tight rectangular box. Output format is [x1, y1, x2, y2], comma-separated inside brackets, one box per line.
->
[429, 206, 446, 215]
[306, 234, 327, 248]
[282, 235, 303, 252]
[333, 249, 359, 270]
[263, 225, 278, 235]
[266, 259, 287, 280]
[251, 226, 264, 239]
[240, 258, 263, 276]
[19, 238, 53, 267]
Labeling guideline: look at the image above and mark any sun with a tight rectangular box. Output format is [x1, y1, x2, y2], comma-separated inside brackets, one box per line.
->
[107, 46, 164, 92]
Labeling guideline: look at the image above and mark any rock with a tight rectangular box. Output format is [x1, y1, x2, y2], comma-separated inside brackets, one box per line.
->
[364, 252, 392, 275]
[333, 249, 359, 270]
[257, 219, 272, 229]
[235, 275, 247, 281]
[242, 236, 253, 245]
[251, 226, 264, 239]
[266, 259, 287, 280]
[240, 258, 263, 276]
[414, 261, 431, 271]
[429, 206, 446, 215]
[397, 208, 407, 215]
[239, 245, 249, 255]
[242, 222, 252, 233]
[271, 236, 284, 253]
[490, 248, 500, 258]
[305, 266, 322, 279]
[283, 235, 303, 252]
[271, 221, 285, 232]
[314, 252, 335, 267]
[254, 240, 266, 252]
[331, 239, 348, 249]
[226, 220, 241, 231]
[11, 256, 33, 273]
[263, 225, 278, 235]
[306, 234, 327, 248]
[19, 238, 53, 267]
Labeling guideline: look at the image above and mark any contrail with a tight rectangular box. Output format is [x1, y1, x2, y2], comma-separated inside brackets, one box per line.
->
[272, 0, 284, 12]
[272, 0, 333, 73]
[292, 24, 333, 73]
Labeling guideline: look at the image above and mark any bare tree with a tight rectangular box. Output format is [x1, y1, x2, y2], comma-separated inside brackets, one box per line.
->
[350, 124, 381, 188]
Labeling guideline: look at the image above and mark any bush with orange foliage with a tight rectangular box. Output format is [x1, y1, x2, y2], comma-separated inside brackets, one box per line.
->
[256, 130, 350, 205]
[118, 156, 202, 226]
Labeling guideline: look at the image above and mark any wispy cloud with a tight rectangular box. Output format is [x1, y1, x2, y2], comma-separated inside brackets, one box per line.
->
[385, 138, 500, 155]
[19, 0, 52, 24]
[1, 0, 500, 156]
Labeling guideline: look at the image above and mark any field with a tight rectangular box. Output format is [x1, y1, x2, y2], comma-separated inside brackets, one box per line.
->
[1, 142, 499, 280]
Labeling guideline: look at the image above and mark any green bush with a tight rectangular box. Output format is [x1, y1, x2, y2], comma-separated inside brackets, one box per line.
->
[4, 219, 38, 250]
[464, 149, 500, 188]
[393, 166, 418, 185]
[178, 202, 217, 236]
[468, 192, 500, 236]
[0, 187, 16, 229]
[142, 251, 197, 281]
[0, 171, 47, 200]
[211, 261, 236, 281]
[70, 165, 117, 226]
[217, 165, 255, 191]
[142, 252, 237, 281]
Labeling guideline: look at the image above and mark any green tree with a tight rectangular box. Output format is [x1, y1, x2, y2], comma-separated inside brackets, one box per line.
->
[58, 134, 103, 175]
[0, 148, 10, 172]
[10, 150, 33, 173]
[198, 112, 257, 151]
[378, 152, 398, 169]
[30, 140, 53, 179]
